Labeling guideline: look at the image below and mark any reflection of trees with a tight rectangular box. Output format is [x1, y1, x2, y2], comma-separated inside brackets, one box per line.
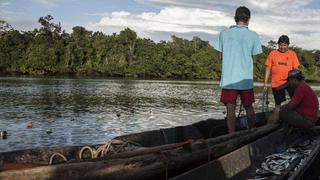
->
[29, 79, 100, 119]
[31, 79, 67, 119]
[114, 80, 137, 112]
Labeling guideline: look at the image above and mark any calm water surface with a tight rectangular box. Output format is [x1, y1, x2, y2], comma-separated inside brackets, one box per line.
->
[0, 77, 319, 152]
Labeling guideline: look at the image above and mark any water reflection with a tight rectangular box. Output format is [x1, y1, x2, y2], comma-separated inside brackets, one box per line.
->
[0, 77, 318, 152]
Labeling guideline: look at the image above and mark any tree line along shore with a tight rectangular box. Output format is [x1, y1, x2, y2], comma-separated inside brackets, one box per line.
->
[1, 15, 320, 81]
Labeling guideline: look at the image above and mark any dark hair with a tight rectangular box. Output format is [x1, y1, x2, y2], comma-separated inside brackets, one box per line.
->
[278, 35, 290, 45]
[235, 6, 251, 22]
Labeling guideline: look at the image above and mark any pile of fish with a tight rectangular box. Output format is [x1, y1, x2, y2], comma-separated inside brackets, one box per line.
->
[254, 138, 319, 180]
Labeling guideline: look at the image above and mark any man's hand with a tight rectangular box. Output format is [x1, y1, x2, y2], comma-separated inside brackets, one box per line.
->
[264, 67, 271, 90]
[252, 56, 257, 64]
[264, 82, 268, 90]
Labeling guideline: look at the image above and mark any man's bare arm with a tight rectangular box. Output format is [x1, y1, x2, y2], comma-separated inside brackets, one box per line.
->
[264, 67, 271, 89]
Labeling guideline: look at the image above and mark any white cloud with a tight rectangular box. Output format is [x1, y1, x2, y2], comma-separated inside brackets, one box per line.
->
[87, 7, 233, 45]
[88, 7, 231, 34]
[251, 8, 320, 49]
[87, 0, 320, 49]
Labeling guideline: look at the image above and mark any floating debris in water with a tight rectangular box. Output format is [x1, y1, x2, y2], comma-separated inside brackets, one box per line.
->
[254, 138, 318, 179]
[27, 121, 33, 128]
[0, 131, 7, 139]
[46, 129, 53, 134]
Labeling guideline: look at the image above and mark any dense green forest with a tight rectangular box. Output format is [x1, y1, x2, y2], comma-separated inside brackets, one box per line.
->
[1, 15, 320, 81]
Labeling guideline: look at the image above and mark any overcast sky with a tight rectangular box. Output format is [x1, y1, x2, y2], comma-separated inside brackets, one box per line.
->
[1, 0, 320, 50]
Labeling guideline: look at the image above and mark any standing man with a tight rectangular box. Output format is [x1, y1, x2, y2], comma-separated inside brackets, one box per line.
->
[278, 69, 319, 128]
[264, 35, 300, 123]
[214, 6, 263, 133]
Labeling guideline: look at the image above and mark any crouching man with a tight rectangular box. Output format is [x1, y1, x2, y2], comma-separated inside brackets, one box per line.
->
[270, 69, 319, 128]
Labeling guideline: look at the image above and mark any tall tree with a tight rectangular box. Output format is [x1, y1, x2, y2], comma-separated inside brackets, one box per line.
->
[118, 28, 137, 66]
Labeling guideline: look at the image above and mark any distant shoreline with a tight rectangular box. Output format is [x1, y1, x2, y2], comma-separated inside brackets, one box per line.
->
[0, 74, 319, 86]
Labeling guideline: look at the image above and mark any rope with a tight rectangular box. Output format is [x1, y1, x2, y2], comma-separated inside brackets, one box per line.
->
[49, 153, 68, 165]
[262, 88, 270, 113]
[50, 139, 142, 163]
[79, 146, 95, 160]
[237, 104, 243, 118]
[266, 88, 270, 111]
[95, 144, 109, 158]
[96, 140, 118, 158]
[79, 139, 127, 159]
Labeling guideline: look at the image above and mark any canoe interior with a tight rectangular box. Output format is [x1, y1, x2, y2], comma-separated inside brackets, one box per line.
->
[116, 111, 268, 146]
[171, 125, 320, 180]
[0, 112, 268, 165]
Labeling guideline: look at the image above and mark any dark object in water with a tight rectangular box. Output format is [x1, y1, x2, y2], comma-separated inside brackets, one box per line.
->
[27, 121, 33, 128]
[0, 112, 273, 180]
[0, 131, 7, 139]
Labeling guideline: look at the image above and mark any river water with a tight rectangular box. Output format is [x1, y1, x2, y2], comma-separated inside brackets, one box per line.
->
[0, 77, 319, 152]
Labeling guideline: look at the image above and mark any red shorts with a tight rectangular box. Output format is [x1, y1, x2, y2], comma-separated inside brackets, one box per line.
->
[220, 89, 255, 106]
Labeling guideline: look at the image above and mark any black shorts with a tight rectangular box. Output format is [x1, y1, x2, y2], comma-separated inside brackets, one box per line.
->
[272, 83, 294, 105]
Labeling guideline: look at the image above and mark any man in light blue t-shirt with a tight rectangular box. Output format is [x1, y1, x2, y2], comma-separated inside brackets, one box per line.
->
[214, 6, 262, 133]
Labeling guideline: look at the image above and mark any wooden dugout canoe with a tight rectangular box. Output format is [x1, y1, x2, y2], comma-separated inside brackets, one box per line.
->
[0, 112, 274, 180]
[171, 124, 320, 180]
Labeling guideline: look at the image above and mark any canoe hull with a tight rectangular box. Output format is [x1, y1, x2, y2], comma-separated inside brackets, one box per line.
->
[171, 126, 320, 180]
[0, 125, 277, 180]
[0, 112, 272, 180]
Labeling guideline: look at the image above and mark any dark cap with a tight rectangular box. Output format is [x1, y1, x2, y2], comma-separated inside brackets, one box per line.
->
[286, 69, 303, 80]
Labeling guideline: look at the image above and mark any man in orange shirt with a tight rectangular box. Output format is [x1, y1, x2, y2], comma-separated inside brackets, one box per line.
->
[264, 35, 300, 122]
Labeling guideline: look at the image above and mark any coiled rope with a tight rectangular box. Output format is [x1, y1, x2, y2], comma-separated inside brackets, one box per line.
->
[49, 139, 142, 165]
[49, 152, 68, 165]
